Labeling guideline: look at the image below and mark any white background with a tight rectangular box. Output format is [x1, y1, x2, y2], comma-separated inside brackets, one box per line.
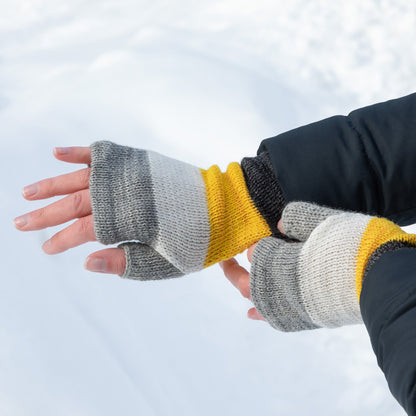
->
[2, 1, 415, 415]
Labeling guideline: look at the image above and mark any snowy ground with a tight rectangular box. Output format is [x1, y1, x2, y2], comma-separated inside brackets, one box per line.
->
[2, 1, 415, 415]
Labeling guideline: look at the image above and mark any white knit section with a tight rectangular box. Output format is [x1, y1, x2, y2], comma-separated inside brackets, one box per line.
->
[298, 213, 372, 328]
[147, 151, 211, 273]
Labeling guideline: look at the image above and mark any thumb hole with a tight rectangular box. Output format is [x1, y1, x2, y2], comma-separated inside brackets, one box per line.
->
[118, 242, 185, 280]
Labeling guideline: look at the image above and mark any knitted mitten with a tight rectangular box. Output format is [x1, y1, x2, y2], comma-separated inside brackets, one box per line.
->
[250, 201, 416, 331]
[89, 141, 284, 280]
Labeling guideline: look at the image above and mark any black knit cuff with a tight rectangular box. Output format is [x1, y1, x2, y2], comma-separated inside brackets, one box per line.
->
[241, 151, 286, 238]
[363, 240, 416, 284]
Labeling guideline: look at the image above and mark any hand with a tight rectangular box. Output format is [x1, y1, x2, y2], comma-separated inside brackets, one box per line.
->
[248, 202, 416, 332]
[13, 146, 126, 275]
[220, 241, 274, 322]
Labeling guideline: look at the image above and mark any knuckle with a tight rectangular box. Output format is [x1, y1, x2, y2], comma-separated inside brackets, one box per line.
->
[222, 260, 236, 277]
[71, 192, 84, 216]
[79, 215, 95, 241]
[78, 216, 92, 237]
[42, 176, 56, 195]
[79, 168, 90, 188]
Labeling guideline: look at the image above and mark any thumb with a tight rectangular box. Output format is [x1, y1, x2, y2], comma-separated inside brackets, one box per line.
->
[281, 201, 344, 241]
[118, 242, 184, 280]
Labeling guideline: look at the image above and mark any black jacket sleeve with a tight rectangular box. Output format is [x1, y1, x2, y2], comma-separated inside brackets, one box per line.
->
[360, 249, 416, 416]
[258, 93, 416, 225]
[257, 93, 416, 414]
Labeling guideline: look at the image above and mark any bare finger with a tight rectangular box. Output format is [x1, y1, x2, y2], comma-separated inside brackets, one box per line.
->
[219, 258, 251, 299]
[22, 168, 90, 200]
[247, 307, 266, 321]
[277, 218, 284, 234]
[53, 146, 91, 164]
[247, 242, 257, 263]
[84, 248, 126, 276]
[15, 189, 91, 231]
[42, 214, 96, 254]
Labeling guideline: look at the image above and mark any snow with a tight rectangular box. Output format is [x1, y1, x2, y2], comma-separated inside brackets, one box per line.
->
[2, 1, 414, 414]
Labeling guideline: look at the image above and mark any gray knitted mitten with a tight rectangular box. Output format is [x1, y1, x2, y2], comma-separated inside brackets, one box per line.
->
[250, 201, 416, 332]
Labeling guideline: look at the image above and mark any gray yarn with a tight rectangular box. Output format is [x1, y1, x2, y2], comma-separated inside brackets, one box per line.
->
[90, 141, 159, 245]
[89, 141, 211, 280]
[251, 202, 366, 331]
[281, 201, 343, 241]
[250, 237, 318, 331]
[119, 242, 184, 280]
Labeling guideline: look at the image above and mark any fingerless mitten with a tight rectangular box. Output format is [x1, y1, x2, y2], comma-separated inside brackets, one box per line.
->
[250, 202, 416, 331]
[89, 141, 284, 280]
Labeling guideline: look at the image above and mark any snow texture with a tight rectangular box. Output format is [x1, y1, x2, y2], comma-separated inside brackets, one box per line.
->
[2, 1, 415, 415]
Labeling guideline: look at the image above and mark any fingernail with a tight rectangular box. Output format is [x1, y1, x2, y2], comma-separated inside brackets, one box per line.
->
[13, 215, 28, 228]
[84, 257, 107, 272]
[22, 183, 38, 197]
[54, 147, 71, 155]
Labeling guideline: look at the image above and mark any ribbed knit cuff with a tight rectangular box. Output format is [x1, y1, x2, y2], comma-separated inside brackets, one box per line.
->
[241, 152, 286, 238]
[250, 237, 319, 332]
[119, 242, 184, 280]
[90, 141, 158, 245]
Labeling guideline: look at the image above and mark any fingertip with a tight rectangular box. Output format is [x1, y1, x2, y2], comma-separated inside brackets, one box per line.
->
[247, 308, 257, 320]
[13, 215, 28, 229]
[247, 244, 256, 263]
[53, 146, 92, 164]
[53, 147, 71, 158]
[85, 248, 126, 276]
[277, 219, 284, 234]
[42, 239, 54, 254]
[21, 183, 39, 199]
[248, 308, 266, 321]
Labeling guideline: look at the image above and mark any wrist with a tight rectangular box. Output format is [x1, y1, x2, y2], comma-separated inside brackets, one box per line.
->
[200, 162, 271, 267]
[241, 152, 286, 234]
[356, 217, 416, 300]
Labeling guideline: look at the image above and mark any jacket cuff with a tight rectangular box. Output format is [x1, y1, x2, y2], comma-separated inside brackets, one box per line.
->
[363, 240, 416, 284]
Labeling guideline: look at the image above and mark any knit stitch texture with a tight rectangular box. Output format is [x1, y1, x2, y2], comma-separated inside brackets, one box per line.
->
[241, 152, 286, 237]
[250, 202, 416, 331]
[89, 141, 272, 279]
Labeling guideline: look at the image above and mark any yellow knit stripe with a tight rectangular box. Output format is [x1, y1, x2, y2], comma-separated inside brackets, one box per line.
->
[200, 163, 271, 268]
[355, 217, 416, 300]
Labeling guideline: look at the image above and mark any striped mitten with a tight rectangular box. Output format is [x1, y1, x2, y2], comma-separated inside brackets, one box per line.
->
[89, 141, 283, 280]
[250, 201, 416, 331]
